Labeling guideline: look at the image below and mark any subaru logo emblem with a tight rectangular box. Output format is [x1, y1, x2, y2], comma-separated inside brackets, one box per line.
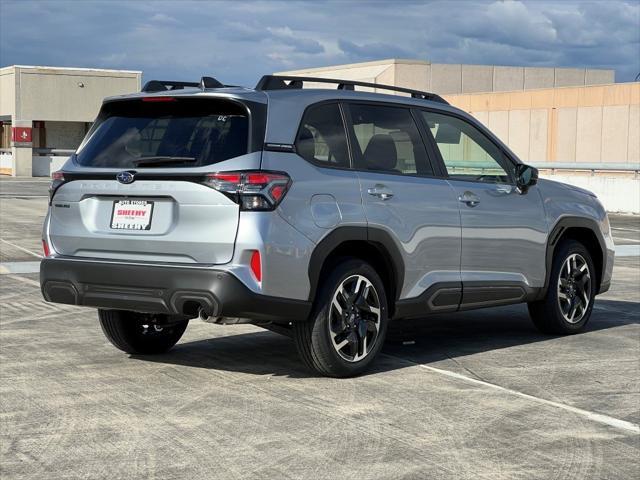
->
[116, 171, 135, 184]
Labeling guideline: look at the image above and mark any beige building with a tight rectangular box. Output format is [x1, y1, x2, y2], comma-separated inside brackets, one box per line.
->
[279, 59, 639, 213]
[278, 58, 616, 95]
[0, 65, 141, 176]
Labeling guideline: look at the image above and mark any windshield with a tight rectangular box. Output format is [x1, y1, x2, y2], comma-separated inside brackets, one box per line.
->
[76, 98, 249, 168]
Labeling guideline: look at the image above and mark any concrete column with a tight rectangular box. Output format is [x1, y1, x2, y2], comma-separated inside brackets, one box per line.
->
[11, 146, 32, 177]
[11, 118, 33, 177]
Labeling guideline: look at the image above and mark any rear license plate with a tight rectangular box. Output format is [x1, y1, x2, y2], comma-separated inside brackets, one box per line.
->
[110, 200, 154, 230]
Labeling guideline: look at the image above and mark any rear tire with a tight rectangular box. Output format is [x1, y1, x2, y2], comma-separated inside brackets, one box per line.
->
[98, 310, 188, 354]
[293, 259, 388, 377]
[528, 240, 596, 334]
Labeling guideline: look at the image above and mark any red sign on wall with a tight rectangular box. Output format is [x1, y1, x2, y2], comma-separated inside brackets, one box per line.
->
[12, 127, 32, 144]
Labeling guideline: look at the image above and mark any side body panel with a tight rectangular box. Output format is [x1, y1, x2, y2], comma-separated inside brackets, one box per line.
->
[447, 180, 548, 290]
[262, 150, 367, 245]
[535, 178, 615, 290]
[356, 171, 462, 299]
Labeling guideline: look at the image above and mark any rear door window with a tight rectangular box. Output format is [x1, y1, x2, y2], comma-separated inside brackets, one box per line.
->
[76, 98, 250, 168]
[346, 103, 433, 176]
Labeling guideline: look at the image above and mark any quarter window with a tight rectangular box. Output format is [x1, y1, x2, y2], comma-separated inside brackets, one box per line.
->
[421, 111, 512, 183]
[347, 104, 432, 176]
[295, 103, 350, 168]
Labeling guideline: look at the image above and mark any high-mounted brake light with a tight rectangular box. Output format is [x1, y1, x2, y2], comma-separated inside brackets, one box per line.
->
[141, 97, 176, 102]
[204, 171, 291, 211]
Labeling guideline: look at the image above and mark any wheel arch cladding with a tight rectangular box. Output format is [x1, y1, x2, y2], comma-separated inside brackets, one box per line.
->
[544, 217, 605, 297]
[307, 226, 404, 316]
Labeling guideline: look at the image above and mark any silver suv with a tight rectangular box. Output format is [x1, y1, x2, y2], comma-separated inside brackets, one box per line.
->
[40, 75, 615, 377]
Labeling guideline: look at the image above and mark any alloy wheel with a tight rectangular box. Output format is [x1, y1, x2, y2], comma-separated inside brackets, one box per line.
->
[557, 253, 592, 324]
[328, 275, 382, 362]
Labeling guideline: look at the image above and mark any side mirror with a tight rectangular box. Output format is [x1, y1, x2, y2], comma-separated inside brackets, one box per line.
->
[515, 164, 538, 193]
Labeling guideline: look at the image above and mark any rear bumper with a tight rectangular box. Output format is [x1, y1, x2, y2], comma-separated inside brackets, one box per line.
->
[40, 257, 311, 323]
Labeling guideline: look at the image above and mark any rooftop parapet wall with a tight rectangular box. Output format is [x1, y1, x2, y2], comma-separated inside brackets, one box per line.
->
[278, 59, 615, 95]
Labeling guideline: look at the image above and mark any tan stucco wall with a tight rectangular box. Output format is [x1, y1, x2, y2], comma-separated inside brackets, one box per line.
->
[6, 66, 141, 122]
[445, 83, 640, 164]
[0, 68, 16, 118]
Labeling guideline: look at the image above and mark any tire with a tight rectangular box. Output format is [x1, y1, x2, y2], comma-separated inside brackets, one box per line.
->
[528, 239, 597, 334]
[293, 258, 388, 377]
[98, 309, 188, 354]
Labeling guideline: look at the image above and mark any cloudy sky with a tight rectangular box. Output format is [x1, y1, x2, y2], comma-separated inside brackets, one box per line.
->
[1, 0, 638, 86]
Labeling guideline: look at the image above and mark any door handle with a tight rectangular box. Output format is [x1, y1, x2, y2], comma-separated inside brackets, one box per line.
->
[367, 184, 394, 201]
[458, 191, 480, 207]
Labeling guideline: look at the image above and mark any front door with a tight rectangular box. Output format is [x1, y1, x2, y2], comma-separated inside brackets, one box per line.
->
[421, 110, 547, 308]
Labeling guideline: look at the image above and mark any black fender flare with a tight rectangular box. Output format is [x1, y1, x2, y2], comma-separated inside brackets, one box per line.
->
[540, 216, 607, 299]
[307, 226, 405, 303]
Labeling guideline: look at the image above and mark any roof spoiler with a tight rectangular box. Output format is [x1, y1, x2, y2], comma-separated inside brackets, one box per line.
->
[255, 75, 449, 105]
[141, 76, 225, 93]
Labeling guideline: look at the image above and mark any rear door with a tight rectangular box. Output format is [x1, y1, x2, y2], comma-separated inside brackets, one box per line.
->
[420, 110, 548, 302]
[49, 96, 262, 264]
[344, 102, 462, 304]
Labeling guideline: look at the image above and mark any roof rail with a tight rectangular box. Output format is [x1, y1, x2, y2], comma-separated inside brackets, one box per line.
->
[142, 76, 225, 93]
[255, 75, 449, 105]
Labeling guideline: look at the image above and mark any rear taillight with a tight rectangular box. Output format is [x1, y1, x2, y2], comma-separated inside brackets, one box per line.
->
[204, 170, 291, 211]
[49, 171, 66, 204]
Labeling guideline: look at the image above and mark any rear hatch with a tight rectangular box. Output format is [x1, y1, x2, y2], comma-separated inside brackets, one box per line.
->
[49, 94, 265, 264]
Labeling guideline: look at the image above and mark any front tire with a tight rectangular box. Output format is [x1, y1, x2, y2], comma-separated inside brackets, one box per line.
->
[98, 310, 188, 354]
[293, 259, 388, 377]
[528, 240, 597, 334]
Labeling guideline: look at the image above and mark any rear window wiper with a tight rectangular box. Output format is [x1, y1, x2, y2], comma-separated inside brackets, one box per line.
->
[132, 156, 197, 167]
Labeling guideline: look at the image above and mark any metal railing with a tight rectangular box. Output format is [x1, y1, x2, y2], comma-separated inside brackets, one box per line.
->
[532, 162, 639, 172]
[32, 148, 75, 156]
[443, 161, 639, 174]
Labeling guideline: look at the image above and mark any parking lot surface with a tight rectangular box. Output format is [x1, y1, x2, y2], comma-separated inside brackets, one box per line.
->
[1, 177, 638, 479]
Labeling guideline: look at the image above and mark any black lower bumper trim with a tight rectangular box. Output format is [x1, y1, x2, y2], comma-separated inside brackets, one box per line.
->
[40, 258, 311, 323]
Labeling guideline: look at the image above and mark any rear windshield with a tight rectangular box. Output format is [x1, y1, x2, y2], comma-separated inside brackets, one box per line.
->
[76, 98, 250, 168]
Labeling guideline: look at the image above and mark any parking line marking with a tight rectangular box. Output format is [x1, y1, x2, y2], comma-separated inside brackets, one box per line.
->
[384, 354, 640, 435]
[615, 244, 640, 257]
[0, 194, 49, 198]
[613, 237, 640, 243]
[0, 239, 43, 259]
[0, 261, 41, 275]
[6, 274, 41, 287]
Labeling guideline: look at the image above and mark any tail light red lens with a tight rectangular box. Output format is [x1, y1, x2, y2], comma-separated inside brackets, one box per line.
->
[204, 170, 291, 211]
[250, 250, 262, 281]
[141, 97, 176, 102]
